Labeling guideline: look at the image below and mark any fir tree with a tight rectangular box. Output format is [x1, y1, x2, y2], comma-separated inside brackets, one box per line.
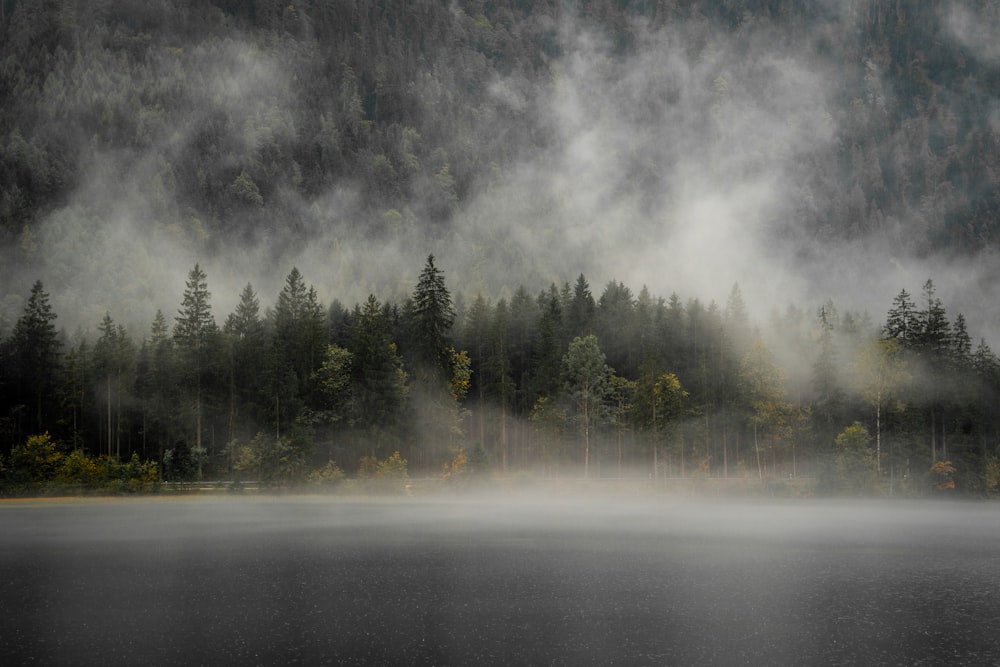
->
[173, 264, 218, 475]
[409, 254, 456, 384]
[10, 280, 61, 435]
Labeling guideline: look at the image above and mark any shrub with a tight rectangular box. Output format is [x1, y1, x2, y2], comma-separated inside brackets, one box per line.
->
[308, 460, 346, 488]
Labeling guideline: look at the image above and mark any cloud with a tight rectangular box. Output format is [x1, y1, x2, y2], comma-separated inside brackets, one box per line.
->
[943, 3, 1000, 64]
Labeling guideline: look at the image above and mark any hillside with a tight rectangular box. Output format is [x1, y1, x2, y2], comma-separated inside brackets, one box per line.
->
[2, 1, 999, 328]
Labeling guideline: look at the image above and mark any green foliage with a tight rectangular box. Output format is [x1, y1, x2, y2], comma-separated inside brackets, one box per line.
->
[985, 457, 1000, 497]
[377, 451, 409, 481]
[307, 460, 346, 489]
[2, 433, 158, 495]
[450, 348, 472, 403]
[8, 243, 1000, 495]
[311, 344, 353, 424]
[834, 422, 878, 496]
[9, 432, 62, 484]
[356, 451, 410, 494]
[410, 255, 456, 382]
[57, 448, 102, 487]
[229, 170, 264, 207]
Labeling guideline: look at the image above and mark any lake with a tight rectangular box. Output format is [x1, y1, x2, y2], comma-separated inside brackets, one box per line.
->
[2, 494, 998, 665]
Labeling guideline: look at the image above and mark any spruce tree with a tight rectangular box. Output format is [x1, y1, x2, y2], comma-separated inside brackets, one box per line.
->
[223, 284, 265, 444]
[10, 280, 61, 435]
[410, 254, 455, 384]
[349, 295, 407, 455]
[173, 264, 218, 475]
[884, 288, 918, 344]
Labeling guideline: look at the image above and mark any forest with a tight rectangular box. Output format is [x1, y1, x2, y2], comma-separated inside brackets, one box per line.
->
[2, 1, 1000, 495]
[2, 255, 1000, 496]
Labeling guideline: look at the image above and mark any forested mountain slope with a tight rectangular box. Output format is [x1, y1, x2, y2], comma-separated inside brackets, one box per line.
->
[2, 0, 1000, 328]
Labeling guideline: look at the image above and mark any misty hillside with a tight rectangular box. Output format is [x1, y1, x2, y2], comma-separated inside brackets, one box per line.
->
[4, 1, 1000, 497]
[2, 0, 1000, 331]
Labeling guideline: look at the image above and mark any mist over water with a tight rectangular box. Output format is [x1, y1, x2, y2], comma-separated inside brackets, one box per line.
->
[3, 494, 999, 664]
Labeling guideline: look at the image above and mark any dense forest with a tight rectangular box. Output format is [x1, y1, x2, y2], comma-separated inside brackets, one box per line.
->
[3, 257, 1000, 495]
[2, 1, 1000, 494]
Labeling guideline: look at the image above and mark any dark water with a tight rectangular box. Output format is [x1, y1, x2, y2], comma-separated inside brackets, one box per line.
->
[2, 495, 998, 665]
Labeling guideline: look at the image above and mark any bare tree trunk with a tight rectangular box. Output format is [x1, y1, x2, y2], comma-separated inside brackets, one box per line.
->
[754, 421, 762, 481]
[107, 376, 112, 458]
[876, 389, 882, 475]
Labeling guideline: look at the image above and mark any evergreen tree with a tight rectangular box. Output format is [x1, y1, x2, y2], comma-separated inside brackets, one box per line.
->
[916, 280, 951, 357]
[9, 280, 61, 437]
[884, 288, 918, 344]
[565, 274, 595, 342]
[914, 279, 952, 464]
[951, 313, 972, 366]
[723, 283, 751, 355]
[484, 297, 515, 472]
[507, 285, 538, 418]
[812, 303, 844, 439]
[136, 309, 177, 474]
[463, 293, 493, 447]
[173, 264, 218, 476]
[596, 280, 636, 377]
[93, 313, 135, 459]
[58, 339, 89, 452]
[409, 254, 456, 384]
[349, 295, 407, 457]
[531, 285, 565, 401]
[273, 268, 328, 395]
[223, 283, 265, 443]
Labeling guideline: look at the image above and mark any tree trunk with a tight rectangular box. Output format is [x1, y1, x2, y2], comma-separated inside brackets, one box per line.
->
[754, 420, 762, 481]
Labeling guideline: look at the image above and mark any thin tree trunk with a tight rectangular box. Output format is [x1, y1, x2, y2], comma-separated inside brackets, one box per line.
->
[876, 390, 882, 475]
[754, 420, 762, 480]
[107, 376, 112, 458]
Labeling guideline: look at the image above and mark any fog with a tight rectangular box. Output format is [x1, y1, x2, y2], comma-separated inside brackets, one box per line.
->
[3, 2, 1000, 348]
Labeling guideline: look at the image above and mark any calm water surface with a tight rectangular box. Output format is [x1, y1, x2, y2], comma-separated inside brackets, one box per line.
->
[2, 495, 998, 665]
